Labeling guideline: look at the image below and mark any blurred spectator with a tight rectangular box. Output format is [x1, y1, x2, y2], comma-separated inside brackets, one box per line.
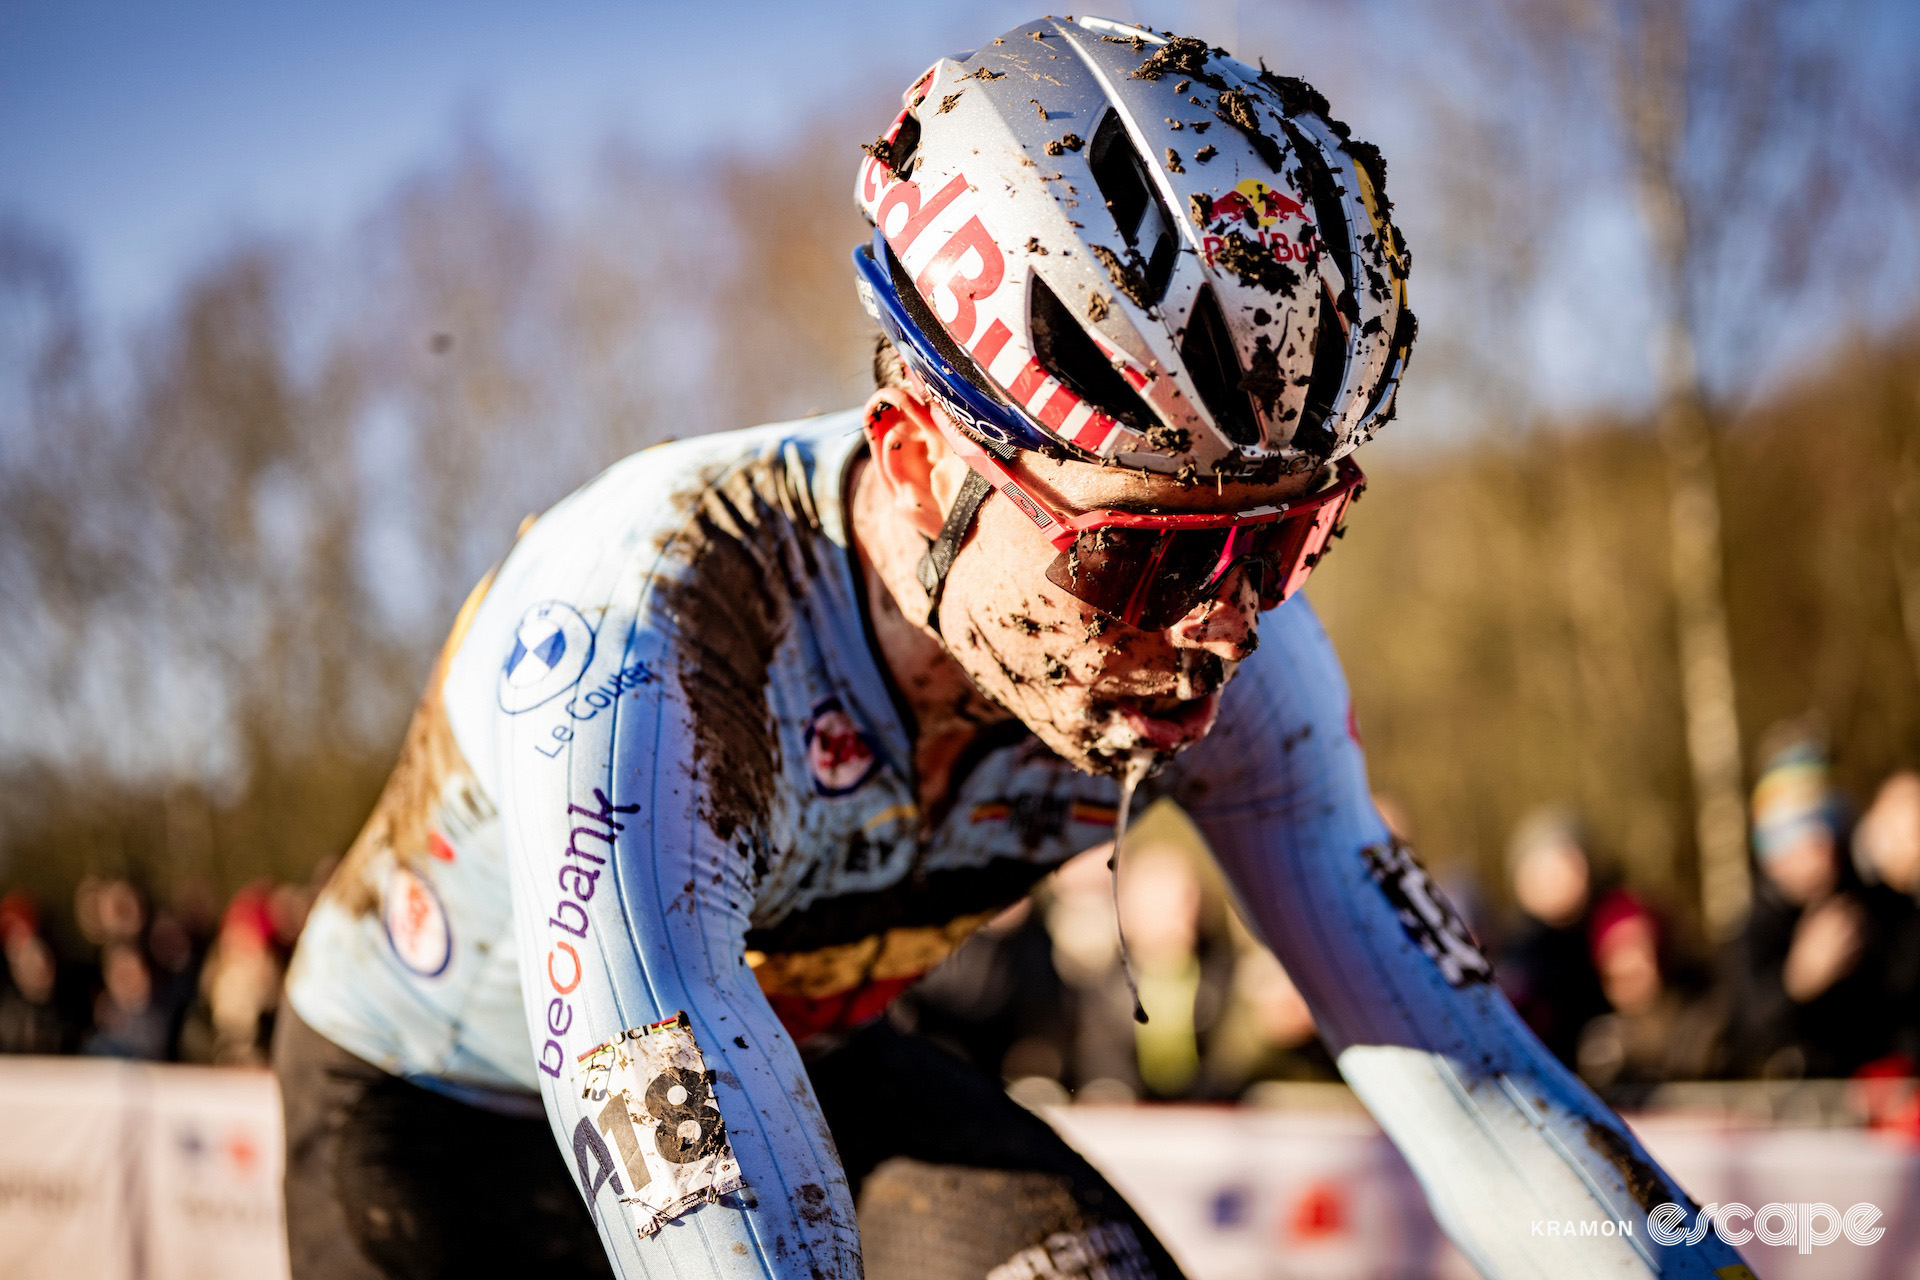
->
[84, 941, 172, 1059]
[0, 894, 71, 1054]
[1205, 946, 1338, 1091]
[1851, 770, 1920, 1065]
[1047, 843, 1135, 1099]
[0, 870, 317, 1065]
[1721, 733, 1887, 1078]
[1040, 839, 1236, 1101]
[1121, 843, 1233, 1098]
[1575, 891, 1718, 1090]
[1495, 810, 1609, 1069]
[179, 882, 286, 1065]
[891, 898, 1070, 1089]
[1857, 772, 1920, 893]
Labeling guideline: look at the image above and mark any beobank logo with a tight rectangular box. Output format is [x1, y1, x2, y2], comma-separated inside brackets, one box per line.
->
[1200, 178, 1319, 268]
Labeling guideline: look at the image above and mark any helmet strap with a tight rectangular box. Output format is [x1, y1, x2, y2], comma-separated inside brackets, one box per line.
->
[914, 468, 993, 636]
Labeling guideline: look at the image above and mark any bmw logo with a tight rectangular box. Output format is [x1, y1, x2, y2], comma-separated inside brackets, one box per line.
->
[497, 601, 596, 714]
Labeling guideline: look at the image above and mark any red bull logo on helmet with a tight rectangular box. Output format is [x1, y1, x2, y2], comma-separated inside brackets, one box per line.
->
[1199, 178, 1319, 270]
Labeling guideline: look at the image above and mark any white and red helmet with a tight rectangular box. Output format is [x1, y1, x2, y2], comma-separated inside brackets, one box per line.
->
[853, 16, 1414, 480]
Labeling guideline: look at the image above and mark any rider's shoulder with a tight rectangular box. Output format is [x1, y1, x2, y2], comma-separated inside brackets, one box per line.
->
[435, 411, 867, 739]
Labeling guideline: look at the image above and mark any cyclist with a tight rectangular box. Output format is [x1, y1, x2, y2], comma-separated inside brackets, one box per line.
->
[277, 17, 1751, 1279]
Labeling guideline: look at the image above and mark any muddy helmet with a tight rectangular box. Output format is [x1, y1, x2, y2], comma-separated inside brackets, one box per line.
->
[853, 15, 1414, 480]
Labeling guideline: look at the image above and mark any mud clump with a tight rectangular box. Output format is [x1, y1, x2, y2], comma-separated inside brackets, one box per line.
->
[1343, 138, 1391, 216]
[861, 134, 905, 172]
[1238, 336, 1285, 416]
[1189, 193, 1215, 227]
[1214, 231, 1300, 295]
[1194, 145, 1217, 163]
[1582, 1120, 1668, 1213]
[1007, 614, 1042, 636]
[1214, 89, 1285, 170]
[937, 92, 962, 115]
[1164, 149, 1184, 174]
[1256, 71, 1331, 120]
[1086, 292, 1111, 324]
[1131, 36, 1221, 88]
[653, 461, 819, 845]
[1144, 424, 1191, 455]
[1089, 244, 1152, 309]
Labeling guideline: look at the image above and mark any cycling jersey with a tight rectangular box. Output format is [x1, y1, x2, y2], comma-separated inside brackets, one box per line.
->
[285, 409, 1748, 1278]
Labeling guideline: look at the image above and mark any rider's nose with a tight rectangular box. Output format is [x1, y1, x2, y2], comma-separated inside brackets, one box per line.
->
[1166, 568, 1260, 661]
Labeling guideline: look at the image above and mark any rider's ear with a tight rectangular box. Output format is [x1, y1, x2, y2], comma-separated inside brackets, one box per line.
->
[862, 385, 960, 542]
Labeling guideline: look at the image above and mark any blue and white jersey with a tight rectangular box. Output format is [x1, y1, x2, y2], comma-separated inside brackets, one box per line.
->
[287, 410, 1747, 1278]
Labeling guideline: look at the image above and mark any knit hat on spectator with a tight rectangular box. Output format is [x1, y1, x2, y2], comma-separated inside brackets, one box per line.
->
[1750, 737, 1840, 862]
[1588, 889, 1658, 966]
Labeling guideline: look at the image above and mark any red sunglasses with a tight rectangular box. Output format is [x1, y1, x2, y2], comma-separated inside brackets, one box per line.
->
[926, 414, 1365, 632]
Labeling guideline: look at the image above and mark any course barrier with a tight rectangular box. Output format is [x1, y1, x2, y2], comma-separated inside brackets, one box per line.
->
[2, 1059, 1916, 1278]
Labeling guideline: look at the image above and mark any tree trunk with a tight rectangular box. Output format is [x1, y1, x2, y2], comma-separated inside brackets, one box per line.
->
[1617, 0, 1752, 939]
[1892, 393, 1920, 696]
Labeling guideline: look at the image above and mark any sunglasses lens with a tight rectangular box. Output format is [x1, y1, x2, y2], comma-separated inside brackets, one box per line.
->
[1046, 527, 1233, 630]
[1265, 499, 1347, 605]
[1132, 528, 1233, 630]
[1045, 526, 1166, 621]
[1040, 467, 1359, 632]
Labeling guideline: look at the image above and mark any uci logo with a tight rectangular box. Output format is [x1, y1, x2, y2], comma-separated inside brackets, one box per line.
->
[498, 601, 596, 714]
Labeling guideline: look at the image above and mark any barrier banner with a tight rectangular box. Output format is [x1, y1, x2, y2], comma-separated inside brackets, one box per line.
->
[4, 1058, 1920, 1278]
[1050, 1104, 1920, 1280]
[0, 1057, 286, 1280]
[0, 1058, 135, 1279]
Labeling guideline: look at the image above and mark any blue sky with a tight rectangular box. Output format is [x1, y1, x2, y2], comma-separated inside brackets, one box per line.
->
[2, 0, 1914, 422]
[0, 0, 1103, 326]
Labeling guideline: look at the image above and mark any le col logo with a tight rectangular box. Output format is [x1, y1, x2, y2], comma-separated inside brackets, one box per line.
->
[1647, 1201, 1885, 1252]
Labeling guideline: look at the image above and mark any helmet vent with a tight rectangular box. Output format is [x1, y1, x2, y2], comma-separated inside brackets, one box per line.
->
[1029, 274, 1158, 432]
[891, 113, 923, 180]
[1290, 286, 1347, 456]
[1280, 119, 1353, 322]
[1088, 111, 1178, 306]
[1278, 120, 1358, 457]
[1178, 286, 1261, 447]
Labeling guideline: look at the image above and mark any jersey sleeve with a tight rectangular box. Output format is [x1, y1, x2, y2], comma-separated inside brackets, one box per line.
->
[449, 444, 862, 1279]
[1173, 596, 1750, 1278]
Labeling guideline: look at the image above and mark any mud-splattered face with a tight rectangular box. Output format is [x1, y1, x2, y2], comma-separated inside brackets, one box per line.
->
[856, 383, 1321, 777]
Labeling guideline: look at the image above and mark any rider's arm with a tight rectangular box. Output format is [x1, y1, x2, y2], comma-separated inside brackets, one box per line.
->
[459, 456, 862, 1280]
[1176, 596, 1749, 1278]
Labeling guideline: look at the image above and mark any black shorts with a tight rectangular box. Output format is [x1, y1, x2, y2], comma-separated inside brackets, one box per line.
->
[274, 1007, 1186, 1280]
